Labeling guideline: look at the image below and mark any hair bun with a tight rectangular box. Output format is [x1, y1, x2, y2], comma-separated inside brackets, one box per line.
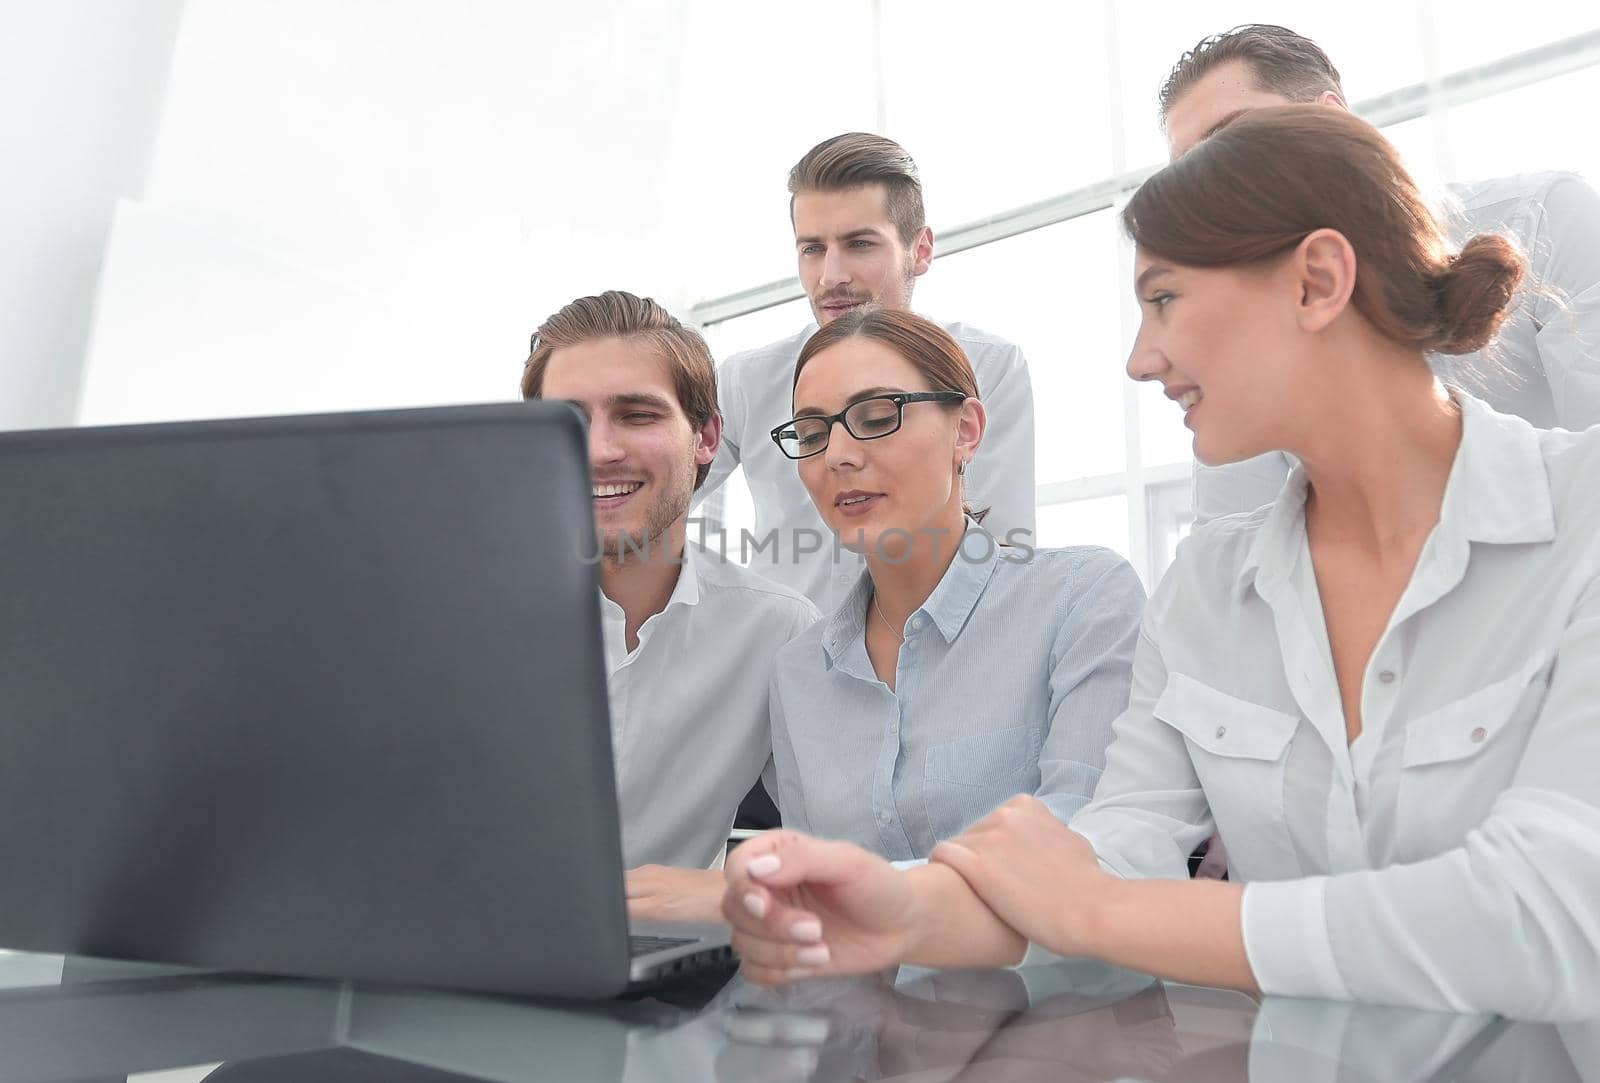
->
[1431, 233, 1525, 355]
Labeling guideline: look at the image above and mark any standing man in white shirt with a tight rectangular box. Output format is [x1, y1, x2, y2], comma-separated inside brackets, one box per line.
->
[696, 132, 1038, 611]
[520, 291, 819, 906]
[1158, 24, 1600, 525]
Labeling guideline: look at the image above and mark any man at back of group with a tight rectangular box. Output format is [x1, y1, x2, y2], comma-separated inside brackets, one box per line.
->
[698, 133, 1037, 610]
[1160, 24, 1600, 524]
[520, 291, 819, 905]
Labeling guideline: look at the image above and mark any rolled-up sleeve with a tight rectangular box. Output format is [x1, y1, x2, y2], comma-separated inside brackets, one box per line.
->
[1240, 876, 1350, 1000]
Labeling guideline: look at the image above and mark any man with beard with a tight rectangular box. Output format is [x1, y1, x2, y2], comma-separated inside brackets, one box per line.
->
[521, 291, 819, 908]
[696, 132, 1038, 610]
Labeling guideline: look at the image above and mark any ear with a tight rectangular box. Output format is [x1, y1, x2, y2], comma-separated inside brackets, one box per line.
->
[1293, 228, 1357, 334]
[911, 226, 935, 278]
[954, 397, 986, 468]
[694, 409, 723, 467]
[1316, 88, 1350, 111]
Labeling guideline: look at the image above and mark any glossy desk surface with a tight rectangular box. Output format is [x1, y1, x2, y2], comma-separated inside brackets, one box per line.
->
[2, 948, 1565, 1082]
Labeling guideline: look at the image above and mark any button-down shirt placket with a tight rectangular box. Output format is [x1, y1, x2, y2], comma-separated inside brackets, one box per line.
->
[596, 543, 820, 869]
[775, 527, 1145, 860]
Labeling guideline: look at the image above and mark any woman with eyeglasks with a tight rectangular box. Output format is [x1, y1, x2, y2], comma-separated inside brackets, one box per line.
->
[759, 306, 1146, 864]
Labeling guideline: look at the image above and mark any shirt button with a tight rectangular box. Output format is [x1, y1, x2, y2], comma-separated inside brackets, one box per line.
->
[1378, 670, 1397, 684]
[1215, 725, 1227, 739]
[1470, 726, 1488, 744]
[910, 616, 925, 630]
[878, 810, 893, 825]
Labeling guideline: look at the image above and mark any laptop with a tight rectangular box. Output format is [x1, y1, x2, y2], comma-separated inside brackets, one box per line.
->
[0, 402, 731, 998]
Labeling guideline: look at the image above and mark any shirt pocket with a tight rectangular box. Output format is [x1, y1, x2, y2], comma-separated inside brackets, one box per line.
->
[1153, 673, 1302, 880]
[924, 725, 1043, 843]
[1397, 653, 1550, 855]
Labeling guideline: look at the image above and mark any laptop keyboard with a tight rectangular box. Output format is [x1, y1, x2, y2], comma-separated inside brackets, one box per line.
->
[629, 934, 697, 958]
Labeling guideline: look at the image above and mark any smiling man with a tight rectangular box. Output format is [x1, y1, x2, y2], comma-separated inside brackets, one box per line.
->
[521, 291, 819, 891]
[696, 133, 1037, 610]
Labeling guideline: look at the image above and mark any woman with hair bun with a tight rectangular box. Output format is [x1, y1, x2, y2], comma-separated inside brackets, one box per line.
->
[719, 105, 1600, 1022]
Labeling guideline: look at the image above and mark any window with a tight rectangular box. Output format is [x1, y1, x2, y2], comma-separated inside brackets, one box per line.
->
[691, 12, 1600, 590]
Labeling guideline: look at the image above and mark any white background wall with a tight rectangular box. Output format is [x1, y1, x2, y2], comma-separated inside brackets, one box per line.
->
[0, 1, 185, 431]
[70, 0, 898, 427]
[7, 2, 1600, 485]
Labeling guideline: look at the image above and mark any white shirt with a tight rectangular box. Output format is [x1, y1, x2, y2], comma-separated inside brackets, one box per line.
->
[1070, 394, 1600, 1020]
[769, 528, 1144, 859]
[599, 541, 819, 869]
[696, 320, 1037, 610]
[1194, 171, 1600, 524]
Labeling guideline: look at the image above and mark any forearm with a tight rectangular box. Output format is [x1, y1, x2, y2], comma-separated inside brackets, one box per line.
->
[1083, 877, 1257, 994]
[902, 862, 1027, 969]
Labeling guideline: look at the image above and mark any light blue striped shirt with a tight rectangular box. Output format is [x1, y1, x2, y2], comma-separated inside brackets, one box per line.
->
[768, 527, 1145, 861]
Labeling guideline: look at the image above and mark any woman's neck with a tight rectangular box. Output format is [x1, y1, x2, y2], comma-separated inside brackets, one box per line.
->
[865, 507, 968, 629]
[1291, 348, 1462, 554]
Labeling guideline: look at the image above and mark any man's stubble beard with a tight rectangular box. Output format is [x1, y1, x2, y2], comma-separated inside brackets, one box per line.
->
[808, 258, 919, 324]
[599, 459, 697, 565]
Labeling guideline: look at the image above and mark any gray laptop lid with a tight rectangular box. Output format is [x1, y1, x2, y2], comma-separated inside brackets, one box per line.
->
[0, 402, 636, 998]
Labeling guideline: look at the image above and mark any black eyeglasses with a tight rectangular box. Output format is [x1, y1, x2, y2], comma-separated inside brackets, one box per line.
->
[769, 392, 966, 460]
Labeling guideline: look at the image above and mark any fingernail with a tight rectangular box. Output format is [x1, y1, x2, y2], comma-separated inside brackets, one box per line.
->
[796, 945, 830, 966]
[791, 920, 822, 942]
[785, 968, 812, 982]
[746, 854, 781, 878]
[743, 892, 768, 919]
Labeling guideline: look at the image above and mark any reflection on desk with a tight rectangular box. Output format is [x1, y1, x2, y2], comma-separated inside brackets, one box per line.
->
[0, 947, 1591, 1082]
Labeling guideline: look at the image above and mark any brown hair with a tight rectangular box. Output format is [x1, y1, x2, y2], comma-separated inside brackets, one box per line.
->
[788, 133, 926, 247]
[1123, 105, 1524, 356]
[522, 290, 719, 488]
[794, 306, 988, 522]
[1160, 24, 1344, 122]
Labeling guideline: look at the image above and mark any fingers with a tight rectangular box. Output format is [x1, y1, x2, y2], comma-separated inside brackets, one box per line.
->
[929, 837, 981, 879]
[722, 889, 835, 987]
[929, 838, 1005, 907]
[730, 927, 833, 975]
[738, 958, 828, 988]
[945, 794, 1055, 860]
[720, 879, 824, 945]
[725, 829, 878, 892]
[720, 837, 839, 986]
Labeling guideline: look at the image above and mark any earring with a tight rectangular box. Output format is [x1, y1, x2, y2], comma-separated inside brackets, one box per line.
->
[957, 458, 968, 477]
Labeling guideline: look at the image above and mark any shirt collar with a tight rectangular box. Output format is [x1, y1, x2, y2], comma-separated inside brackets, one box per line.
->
[1235, 391, 1555, 599]
[661, 538, 703, 611]
[1234, 469, 1310, 601]
[819, 519, 1002, 667]
[920, 521, 1004, 640]
[1449, 393, 1554, 544]
[598, 538, 702, 621]
[819, 572, 872, 672]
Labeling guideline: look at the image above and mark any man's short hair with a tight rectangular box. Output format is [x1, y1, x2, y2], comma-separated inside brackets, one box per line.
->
[1159, 24, 1345, 123]
[521, 290, 718, 489]
[788, 132, 926, 247]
